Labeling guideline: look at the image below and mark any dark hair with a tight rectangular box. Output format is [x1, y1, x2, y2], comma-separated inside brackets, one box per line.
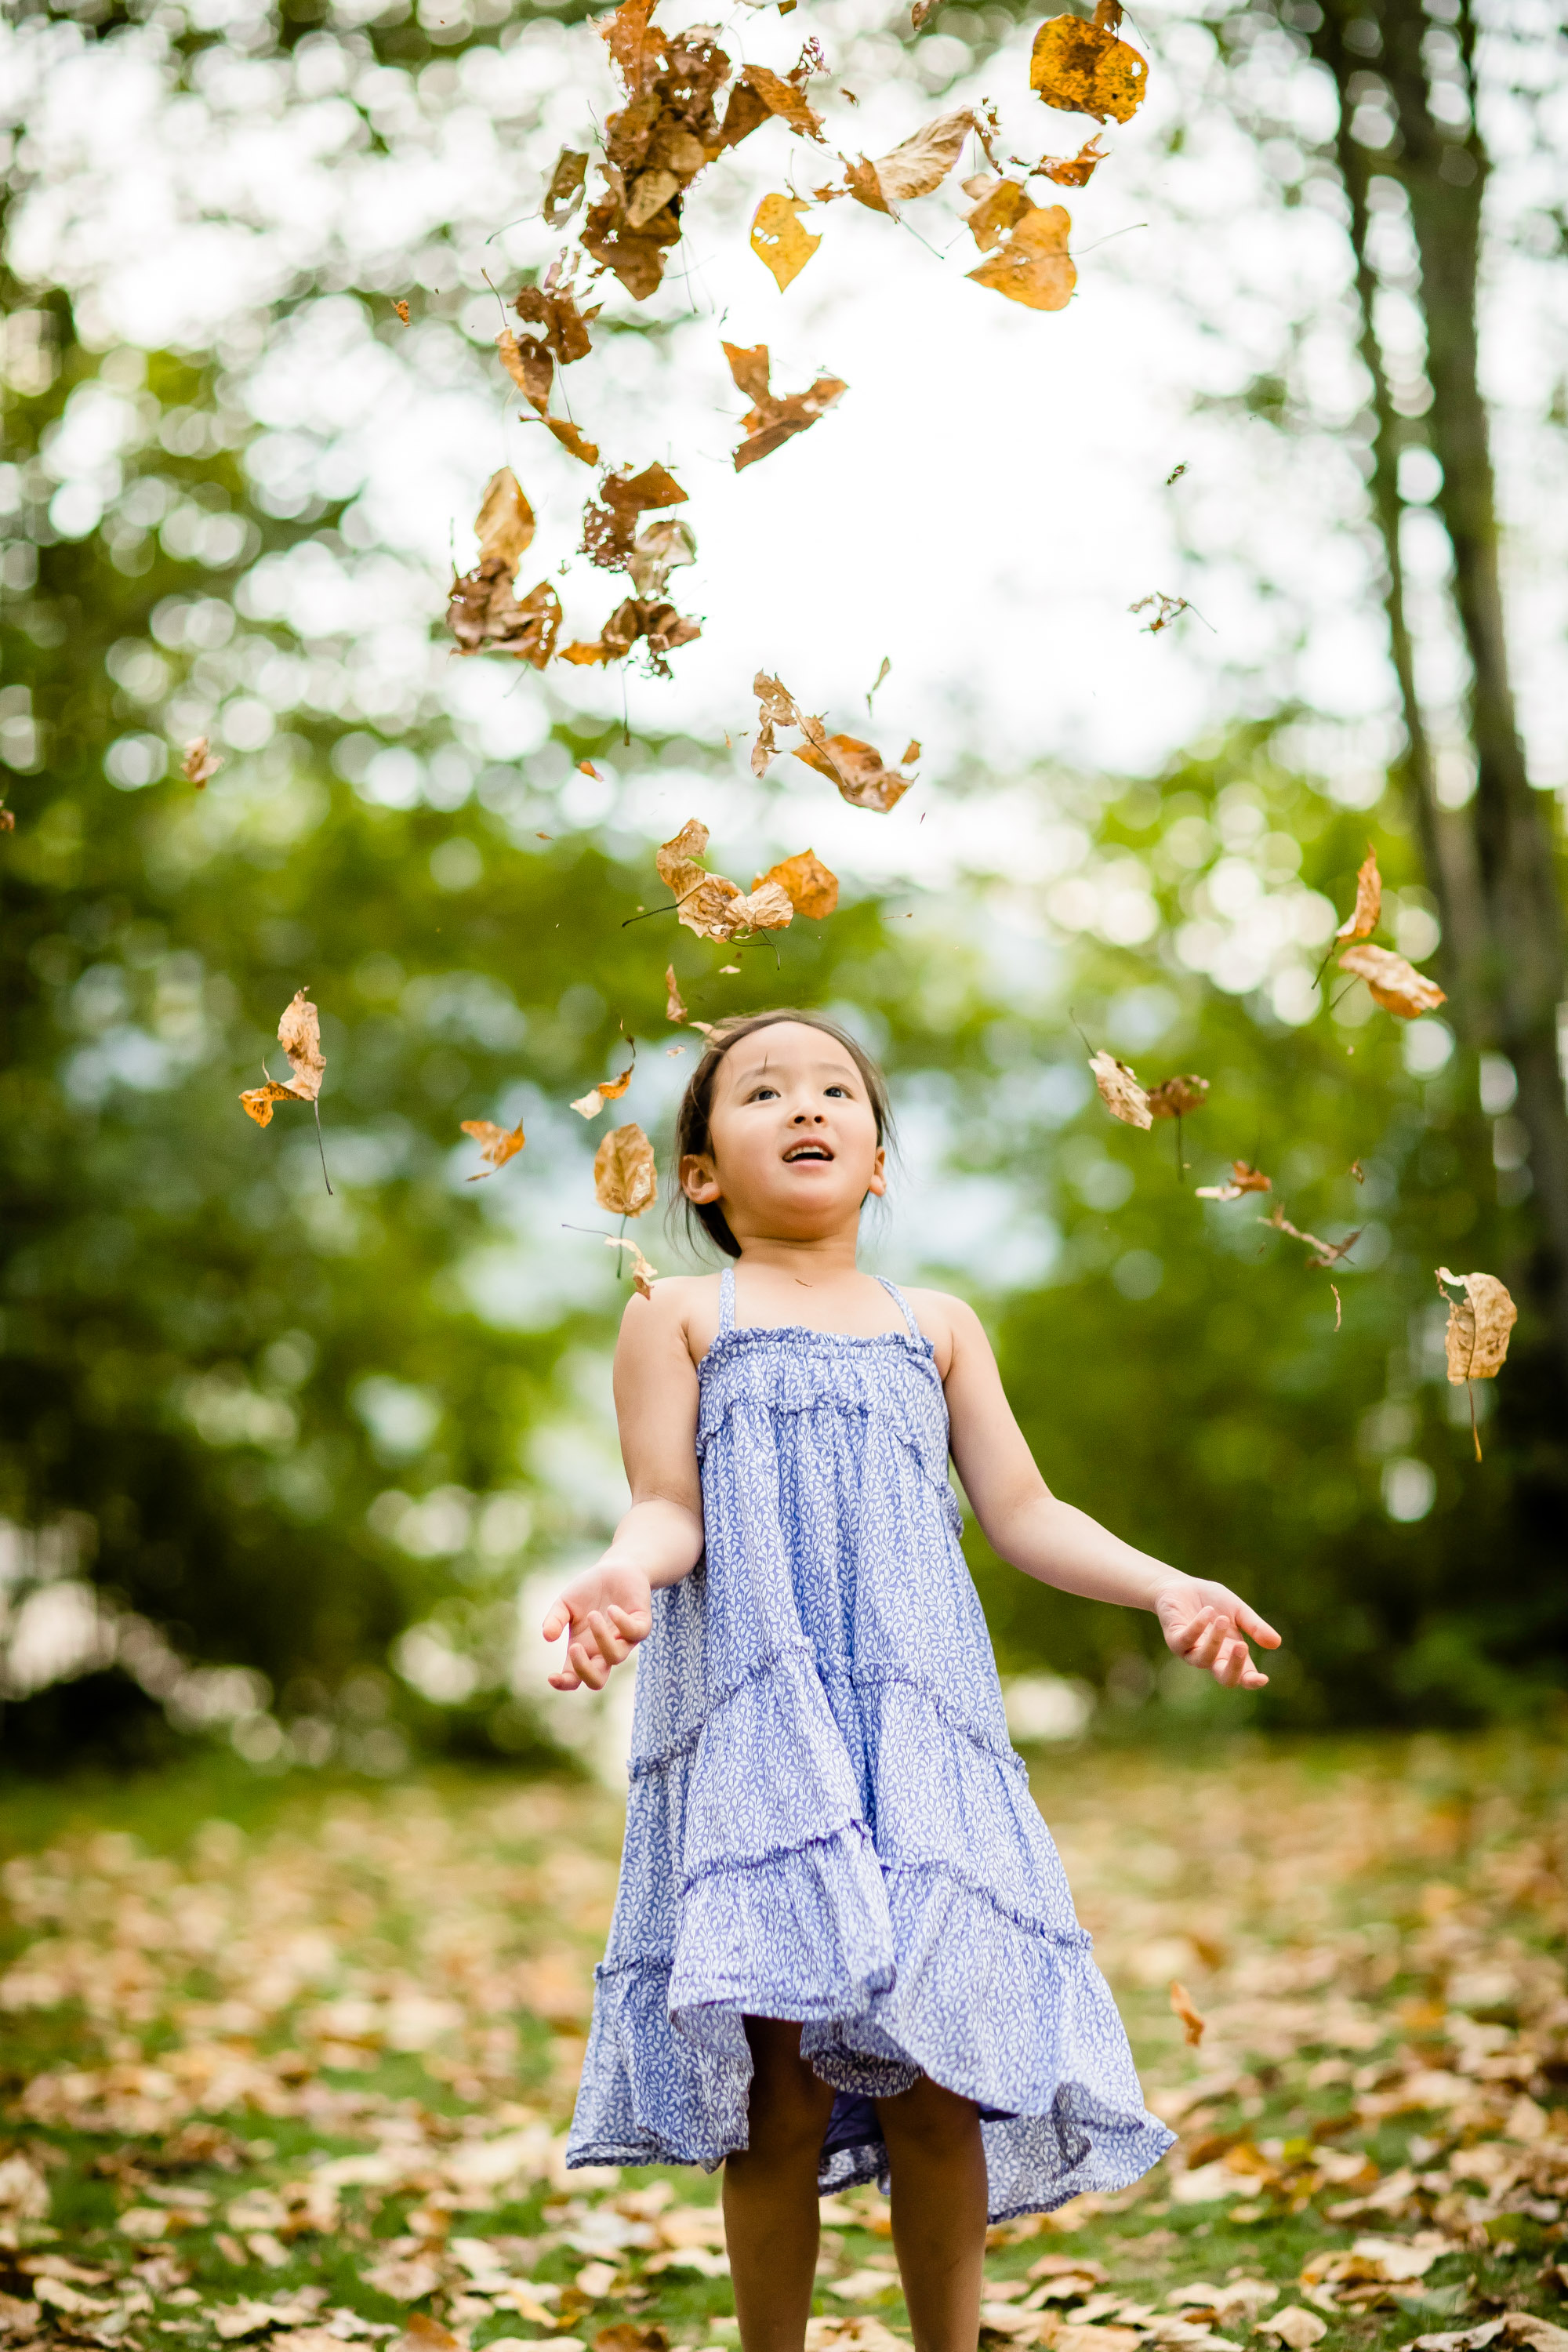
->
[670, 1007, 894, 1261]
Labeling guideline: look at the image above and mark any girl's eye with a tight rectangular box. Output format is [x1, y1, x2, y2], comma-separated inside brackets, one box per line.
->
[826, 1085, 848, 1098]
[753, 1085, 779, 1101]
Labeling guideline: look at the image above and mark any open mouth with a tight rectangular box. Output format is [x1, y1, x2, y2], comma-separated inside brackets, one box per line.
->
[782, 1142, 833, 1163]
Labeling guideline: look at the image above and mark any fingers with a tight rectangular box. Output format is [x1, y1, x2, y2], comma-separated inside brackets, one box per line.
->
[1235, 1604, 1282, 1650]
[542, 1598, 568, 1642]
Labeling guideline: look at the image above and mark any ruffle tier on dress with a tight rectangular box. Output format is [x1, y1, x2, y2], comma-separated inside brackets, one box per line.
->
[568, 1274, 1175, 2220]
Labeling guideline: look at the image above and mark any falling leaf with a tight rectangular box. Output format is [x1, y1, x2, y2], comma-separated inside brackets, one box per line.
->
[497, 328, 552, 407]
[793, 731, 912, 813]
[594, 1122, 658, 1218]
[1130, 591, 1194, 633]
[753, 848, 839, 919]
[1089, 1048, 1151, 1130]
[966, 191, 1076, 310]
[460, 1118, 526, 1179]
[448, 570, 562, 665]
[728, 60, 826, 144]
[867, 655, 891, 711]
[240, 989, 325, 1125]
[655, 817, 794, 940]
[1029, 13, 1149, 123]
[572, 1060, 636, 1119]
[1261, 1205, 1362, 1270]
[578, 760, 601, 779]
[1196, 1160, 1272, 1202]
[723, 341, 847, 468]
[1145, 1074, 1209, 1120]
[1337, 942, 1446, 1018]
[514, 268, 600, 365]
[558, 597, 700, 679]
[543, 147, 589, 225]
[1335, 846, 1382, 942]
[1170, 1980, 1205, 2046]
[474, 467, 535, 570]
[1166, 459, 1187, 484]
[1033, 132, 1110, 185]
[850, 106, 985, 208]
[604, 1236, 659, 1299]
[183, 738, 222, 788]
[665, 966, 689, 1023]
[964, 172, 1033, 249]
[902, 739, 921, 764]
[911, 0, 931, 24]
[1331, 1281, 1342, 1330]
[750, 194, 822, 291]
[626, 515, 697, 600]
[393, 299, 410, 323]
[583, 12, 739, 296]
[583, 463, 688, 572]
[1436, 1269, 1516, 1384]
[0, 806, 13, 831]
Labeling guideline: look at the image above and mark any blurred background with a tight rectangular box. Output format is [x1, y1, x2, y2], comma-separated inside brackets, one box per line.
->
[2, 0, 1566, 1793]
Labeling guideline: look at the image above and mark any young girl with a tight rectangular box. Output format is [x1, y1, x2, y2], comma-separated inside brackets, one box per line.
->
[546, 1009, 1279, 2352]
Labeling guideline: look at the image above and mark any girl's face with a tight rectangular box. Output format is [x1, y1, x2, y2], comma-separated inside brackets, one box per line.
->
[681, 1022, 886, 1245]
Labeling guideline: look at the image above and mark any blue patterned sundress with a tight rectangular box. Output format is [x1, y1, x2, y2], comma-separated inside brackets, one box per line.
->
[567, 1267, 1175, 2219]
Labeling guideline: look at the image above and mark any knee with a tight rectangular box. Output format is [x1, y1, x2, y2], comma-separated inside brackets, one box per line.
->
[877, 2077, 979, 2161]
[743, 2057, 834, 2161]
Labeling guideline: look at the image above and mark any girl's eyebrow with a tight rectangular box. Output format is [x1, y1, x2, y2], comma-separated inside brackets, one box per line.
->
[730, 1056, 860, 1089]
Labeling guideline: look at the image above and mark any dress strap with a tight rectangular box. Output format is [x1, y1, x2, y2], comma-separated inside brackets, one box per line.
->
[719, 1264, 736, 1334]
[876, 1276, 923, 1341]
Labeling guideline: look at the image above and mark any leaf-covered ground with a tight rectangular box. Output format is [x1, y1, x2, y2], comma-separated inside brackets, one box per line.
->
[2, 1737, 1566, 2352]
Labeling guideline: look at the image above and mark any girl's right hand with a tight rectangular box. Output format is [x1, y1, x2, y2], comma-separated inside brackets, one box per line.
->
[543, 1561, 654, 1692]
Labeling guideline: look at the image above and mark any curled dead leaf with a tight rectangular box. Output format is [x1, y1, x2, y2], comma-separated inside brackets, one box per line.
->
[393, 299, 410, 324]
[1145, 1075, 1209, 1120]
[460, 1118, 527, 1179]
[1131, 591, 1196, 633]
[1261, 1204, 1362, 1270]
[753, 848, 839, 920]
[1034, 133, 1110, 185]
[750, 194, 822, 291]
[595, 1122, 658, 1218]
[655, 818, 795, 940]
[966, 191, 1076, 311]
[1196, 1160, 1272, 1202]
[572, 1059, 636, 1120]
[183, 738, 222, 788]
[1170, 1980, 1205, 2046]
[731, 60, 826, 143]
[724, 342, 846, 469]
[1337, 941, 1445, 1018]
[1436, 1269, 1516, 1384]
[1335, 844, 1382, 942]
[1090, 1049, 1151, 1130]
[850, 107, 984, 209]
[240, 989, 325, 1126]
[474, 468, 535, 572]
[626, 516, 696, 600]
[583, 463, 689, 573]
[1029, 13, 1149, 123]
[558, 596, 699, 679]
[543, 147, 589, 225]
[604, 1236, 659, 1299]
[497, 328, 551, 406]
[665, 966, 688, 1023]
[514, 267, 599, 366]
[902, 739, 920, 764]
[448, 570, 562, 666]
[542, 416, 601, 466]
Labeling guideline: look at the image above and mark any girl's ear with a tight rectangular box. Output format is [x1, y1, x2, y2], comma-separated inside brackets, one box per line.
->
[680, 1152, 720, 1204]
[865, 1144, 887, 1200]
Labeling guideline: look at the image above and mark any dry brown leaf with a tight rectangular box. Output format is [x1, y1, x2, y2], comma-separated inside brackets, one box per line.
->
[665, 966, 689, 1023]
[1029, 13, 1149, 122]
[1258, 2314, 1327, 2352]
[1196, 1160, 1272, 1202]
[793, 731, 913, 813]
[543, 416, 601, 466]
[0, 806, 13, 832]
[595, 1122, 658, 1217]
[1436, 1269, 1516, 1384]
[583, 463, 689, 572]
[1170, 1980, 1205, 2046]
[543, 147, 589, 225]
[572, 1060, 636, 1120]
[1261, 1204, 1363, 1270]
[626, 516, 697, 599]
[1035, 133, 1110, 186]
[902, 739, 921, 764]
[655, 818, 794, 940]
[583, 12, 737, 296]
[183, 737, 222, 788]
[750, 194, 821, 291]
[733, 60, 826, 142]
[1145, 1074, 1209, 1120]
[855, 107, 982, 206]
[558, 596, 700, 678]
[724, 342, 847, 469]
[397, 2319, 458, 2352]
[911, 0, 932, 24]
[459, 1118, 526, 1179]
[240, 989, 325, 1126]
[497, 328, 551, 406]
[1130, 590, 1193, 633]
[1335, 845, 1382, 942]
[514, 268, 599, 365]
[753, 848, 839, 920]
[448, 569, 562, 665]
[602, 1239, 660, 1302]
[595, 2327, 669, 2352]
[964, 172, 1032, 249]
[967, 193, 1076, 311]
[393, 299, 410, 323]
[1089, 1049, 1151, 1130]
[1337, 941, 1446, 1018]
[474, 467, 535, 571]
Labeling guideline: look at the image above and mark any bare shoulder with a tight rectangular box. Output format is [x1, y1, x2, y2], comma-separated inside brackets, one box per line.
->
[898, 1285, 993, 1380]
[617, 1272, 722, 1367]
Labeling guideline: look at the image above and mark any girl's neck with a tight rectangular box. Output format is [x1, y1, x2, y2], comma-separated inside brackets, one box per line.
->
[730, 1235, 865, 1285]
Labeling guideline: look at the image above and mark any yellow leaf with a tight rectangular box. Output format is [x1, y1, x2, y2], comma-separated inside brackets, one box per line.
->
[594, 1122, 658, 1218]
[1335, 845, 1382, 942]
[1089, 1048, 1150, 1129]
[1029, 13, 1149, 123]
[1336, 942, 1446, 1018]
[460, 1119, 526, 1179]
[753, 848, 839, 920]
[967, 196, 1076, 311]
[750, 193, 821, 291]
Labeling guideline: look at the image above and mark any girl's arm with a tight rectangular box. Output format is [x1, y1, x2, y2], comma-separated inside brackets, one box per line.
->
[940, 1298, 1280, 1689]
[542, 1282, 706, 1692]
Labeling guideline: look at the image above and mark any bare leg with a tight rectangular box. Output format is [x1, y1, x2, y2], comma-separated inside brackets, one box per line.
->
[724, 2016, 837, 2352]
[877, 2074, 988, 2352]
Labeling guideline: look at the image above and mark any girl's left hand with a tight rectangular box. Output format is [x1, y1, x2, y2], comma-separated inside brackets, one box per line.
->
[1156, 1578, 1280, 1688]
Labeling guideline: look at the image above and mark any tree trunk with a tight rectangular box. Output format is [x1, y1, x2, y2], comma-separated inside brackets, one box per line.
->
[1306, 0, 1568, 1381]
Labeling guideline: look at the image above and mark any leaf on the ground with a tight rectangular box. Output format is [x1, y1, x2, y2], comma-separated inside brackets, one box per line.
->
[362, 2257, 442, 2303]
[1029, 13, 1149, 122]
[1337, 942, 1446, 1018]
[793, 731, 913, 813]
[572, 1060, 637, 1120]
[1090, 1049, 1152, 1130]
[1145, 1075, 1209, 1120]
[1170, 1980, 1205, 2045]
[459, 1119, 526, 1179]
[396, 2318, 458, 2352]
[1033, 133, 1110, 185]
[183, 738, 222, 787]
[665, 967, 689, 1023]
[750, 194, 822, 290]
[1335, 845, 1382, 942]
[474, 467, 535, 571]
[851, 106, 982, 207]
[543, 147, 589, 225]
[448, 570, 562, 665]
[594, 1122, 658, 1217]
[753, 848, 839, 919]
[966, 191, 1076, 310]
[558, 596, 700, 677]
[1258, 2312, 1327, 2350]
[1436, 1269, 1516, 1383]
[1196, 1160, 1272, 1201]
[723, 341, 846, 467]
[1262, 1205, 1362, 1269]
[240, 990, 325, 1125]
